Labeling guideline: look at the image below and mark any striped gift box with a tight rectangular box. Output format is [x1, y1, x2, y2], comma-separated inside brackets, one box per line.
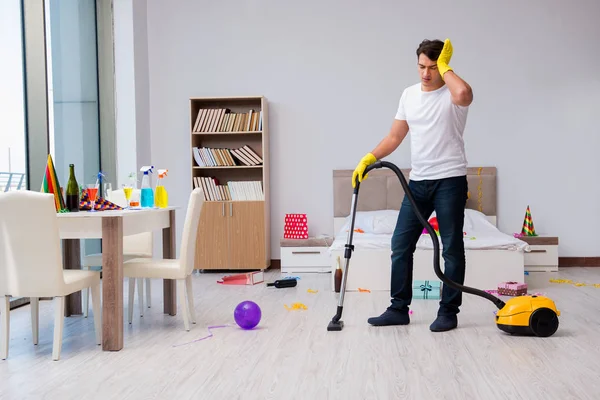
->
[497, 281, 528, 296]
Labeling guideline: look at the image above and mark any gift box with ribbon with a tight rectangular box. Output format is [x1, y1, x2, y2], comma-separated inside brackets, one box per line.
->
[497, 281, 527, 296]
[284, 213, 308, 239]
[413, 280, 441, 300]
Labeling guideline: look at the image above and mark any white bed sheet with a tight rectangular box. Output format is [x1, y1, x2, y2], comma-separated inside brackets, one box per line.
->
[329, 209, 530, 252]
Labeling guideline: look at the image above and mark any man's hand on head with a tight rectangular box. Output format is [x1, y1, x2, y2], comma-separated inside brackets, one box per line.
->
[437, 39, 453, 80]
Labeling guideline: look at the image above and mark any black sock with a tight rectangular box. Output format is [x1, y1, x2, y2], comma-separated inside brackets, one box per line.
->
[367, 308, 410, 326]
[429, 315, 458, 332]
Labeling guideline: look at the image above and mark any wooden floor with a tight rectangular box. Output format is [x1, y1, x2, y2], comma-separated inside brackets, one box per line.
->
[1, 267, 600, 399]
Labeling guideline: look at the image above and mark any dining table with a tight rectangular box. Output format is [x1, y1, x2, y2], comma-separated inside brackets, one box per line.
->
[56, 206, 178, 351]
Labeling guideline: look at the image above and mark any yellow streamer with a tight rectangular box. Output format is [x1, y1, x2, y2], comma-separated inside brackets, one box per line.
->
[477, 167, 483, 212]
[284, 302, 307, 310]
[549, 279, 600, 288]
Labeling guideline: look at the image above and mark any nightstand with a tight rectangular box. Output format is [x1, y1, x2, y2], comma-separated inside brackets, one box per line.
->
[280, 237, 333, 273]
[519, 235, 559, 272]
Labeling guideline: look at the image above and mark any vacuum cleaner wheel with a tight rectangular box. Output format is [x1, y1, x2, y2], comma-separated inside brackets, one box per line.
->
[529, 307, 559, 337]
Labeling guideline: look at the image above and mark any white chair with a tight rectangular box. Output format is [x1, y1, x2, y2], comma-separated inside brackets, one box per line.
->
[82, 189, 153, 319]
[0, 191, 101, 361]
[124, 188, 203, 331]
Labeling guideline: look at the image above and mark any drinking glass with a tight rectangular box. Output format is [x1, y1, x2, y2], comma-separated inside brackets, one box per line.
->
[86, 184, 98, 212]
[103, 183, 112, 199]
[122, 184, 133, 209]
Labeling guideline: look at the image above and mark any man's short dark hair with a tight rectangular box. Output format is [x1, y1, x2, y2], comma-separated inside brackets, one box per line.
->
[416, 39, 444, 61]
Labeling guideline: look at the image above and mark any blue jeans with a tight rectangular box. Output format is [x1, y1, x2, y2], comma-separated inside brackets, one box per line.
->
[389, 175, 468, 316]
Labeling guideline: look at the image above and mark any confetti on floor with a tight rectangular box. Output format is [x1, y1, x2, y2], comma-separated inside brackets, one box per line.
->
[549, 279, 600, 287]
[172, 325, 231, 347]
[358, 288, 371, 293]
[307, 289, 318, 293]
[285, 302, 307, 311]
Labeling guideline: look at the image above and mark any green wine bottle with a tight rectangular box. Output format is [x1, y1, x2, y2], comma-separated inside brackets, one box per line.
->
[66, 164, 80, 212]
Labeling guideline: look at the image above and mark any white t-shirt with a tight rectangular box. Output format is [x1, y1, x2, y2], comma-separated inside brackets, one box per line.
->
[395, 83, 469, 181]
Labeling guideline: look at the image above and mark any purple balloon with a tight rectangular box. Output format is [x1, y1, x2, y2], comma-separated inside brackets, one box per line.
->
[234, 301, 261, 330]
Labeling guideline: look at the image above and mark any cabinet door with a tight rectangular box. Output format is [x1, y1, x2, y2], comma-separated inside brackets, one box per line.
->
[228, 201, 266, 269]
[195, 201, 229, 269]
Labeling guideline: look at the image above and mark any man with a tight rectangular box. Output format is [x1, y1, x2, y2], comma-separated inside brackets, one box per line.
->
[352, 38, 473, 332]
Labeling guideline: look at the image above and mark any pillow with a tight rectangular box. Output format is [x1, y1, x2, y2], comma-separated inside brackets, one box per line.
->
[372, 210, 400, 234]
[338, 210, 399, 234]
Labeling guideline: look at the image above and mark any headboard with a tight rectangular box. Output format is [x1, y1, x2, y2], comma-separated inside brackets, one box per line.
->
[332, 167, 497, 233]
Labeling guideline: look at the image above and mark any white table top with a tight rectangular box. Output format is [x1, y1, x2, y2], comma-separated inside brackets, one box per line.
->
[56, 206, 178, 239]
[56, 206, 178, 218]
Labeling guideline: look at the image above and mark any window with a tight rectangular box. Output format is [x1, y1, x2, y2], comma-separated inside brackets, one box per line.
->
[0, 0, 27, 192]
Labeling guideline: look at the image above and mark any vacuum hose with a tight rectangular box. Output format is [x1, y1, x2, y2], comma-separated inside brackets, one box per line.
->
[363, 161, 506, 310]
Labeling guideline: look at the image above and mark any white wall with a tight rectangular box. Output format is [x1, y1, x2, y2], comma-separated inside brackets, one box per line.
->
[142, 0, 600, 258]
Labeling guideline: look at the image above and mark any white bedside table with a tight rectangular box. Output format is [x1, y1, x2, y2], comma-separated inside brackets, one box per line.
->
[519, 235, 559, 272]
[280, 237, 333, 273]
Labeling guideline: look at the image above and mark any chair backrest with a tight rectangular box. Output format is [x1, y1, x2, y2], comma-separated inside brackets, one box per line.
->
[0, 191, 65, 297]
[180, 188, 204, 275]
[107, 189, 153, 256]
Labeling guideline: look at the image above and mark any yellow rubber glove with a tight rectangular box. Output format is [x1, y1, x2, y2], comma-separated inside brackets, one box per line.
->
[352, 153, 377, 188]
[437, 38, 453, 80]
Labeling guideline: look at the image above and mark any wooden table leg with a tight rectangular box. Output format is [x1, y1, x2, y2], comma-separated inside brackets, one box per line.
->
[163, 209, 176, 316]
[62, 239, 82, 316]
[102, 217, 124, 351]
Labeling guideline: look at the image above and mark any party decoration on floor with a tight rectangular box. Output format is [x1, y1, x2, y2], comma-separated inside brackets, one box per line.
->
[234, 301, 262, 330]
[550, 279, 600, 288]
[218, 271, 265, 285]
[172, 324, 231, 347]
[485, 289, 545, 297]
[307, 289, 318, 293]
[284, 302, 307, 311]
[358, 288, 371, 293]
[497, 281, 528, 296]
[521, 205, 538, 236]
[40, 154, 67, 212]
[412, 280, 441, 299]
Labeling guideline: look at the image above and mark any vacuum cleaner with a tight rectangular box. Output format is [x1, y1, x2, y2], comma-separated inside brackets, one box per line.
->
[327, 160, 560, 337]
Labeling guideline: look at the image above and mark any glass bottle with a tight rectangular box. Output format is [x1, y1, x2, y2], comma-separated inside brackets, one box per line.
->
[66, 164, 80, 212]
[335, 257, 343, 293]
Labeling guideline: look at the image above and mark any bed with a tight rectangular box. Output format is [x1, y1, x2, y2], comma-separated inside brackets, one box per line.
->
[328, 167, 528, 292]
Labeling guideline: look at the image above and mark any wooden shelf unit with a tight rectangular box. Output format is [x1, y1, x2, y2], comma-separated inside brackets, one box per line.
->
[190, 96, 270, 271]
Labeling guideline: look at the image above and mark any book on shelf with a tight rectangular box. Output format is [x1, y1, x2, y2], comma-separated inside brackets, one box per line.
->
[193, 145, 263, 167]
[193, 177, 264, 201]
[193, 108, 263, 133]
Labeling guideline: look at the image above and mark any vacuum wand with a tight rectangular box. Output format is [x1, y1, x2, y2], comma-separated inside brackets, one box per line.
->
[327, 160, 505, 332]
[327, 187, 359, 331]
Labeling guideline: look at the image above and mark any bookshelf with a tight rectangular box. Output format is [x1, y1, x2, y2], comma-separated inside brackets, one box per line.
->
[190, 96, 270, 271]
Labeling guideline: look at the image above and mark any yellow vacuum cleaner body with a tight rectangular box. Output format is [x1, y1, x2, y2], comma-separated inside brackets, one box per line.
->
[495, 295, 560, 337]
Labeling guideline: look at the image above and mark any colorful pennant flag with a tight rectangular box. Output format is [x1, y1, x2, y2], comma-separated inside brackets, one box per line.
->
[40, 154, 68, 212]
[521, 205, 537, 236]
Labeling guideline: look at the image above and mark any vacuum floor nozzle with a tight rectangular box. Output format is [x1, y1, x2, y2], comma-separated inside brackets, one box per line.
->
[327, 320, 344, 331]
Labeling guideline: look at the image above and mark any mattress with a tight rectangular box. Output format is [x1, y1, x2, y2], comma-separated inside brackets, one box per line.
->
[329, 209, 530, 253]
